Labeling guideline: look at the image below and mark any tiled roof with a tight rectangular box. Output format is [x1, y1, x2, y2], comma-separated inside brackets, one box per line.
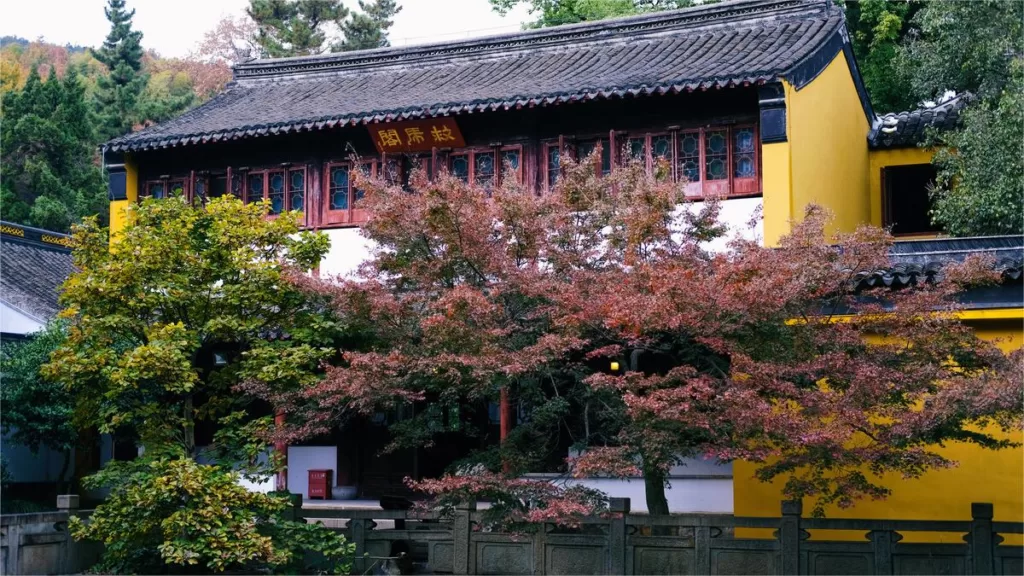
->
[0, 222, 74, 323]
[868, 94, 970, 149]
[852, 235, 1024, 290]
[106, 0, 848, 152]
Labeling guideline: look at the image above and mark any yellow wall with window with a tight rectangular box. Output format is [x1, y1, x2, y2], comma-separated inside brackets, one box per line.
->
[108, 158, 138, 239]
[763, 52, 871, 246]
[868, 147, 935, 228]
[734, 310, 1024, 542]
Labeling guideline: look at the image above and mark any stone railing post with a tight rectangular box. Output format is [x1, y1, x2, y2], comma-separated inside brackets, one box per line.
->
[869, 528, 898, 575]
[779, 500, 802, 575]
[57, 494, 80, 574]
[608, 497, 630, 575]
[453, 500, 475, 575]
[350, 517, 370, 575]
[969, 502, 995, 575]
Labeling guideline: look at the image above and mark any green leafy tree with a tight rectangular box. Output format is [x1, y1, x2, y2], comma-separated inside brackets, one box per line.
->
[44, 197, 348, 573]
[92, 0, 147, 139]
[0, 323, 76, 492]
[896, 0, 1024, 236]
[839, 0, 922, 113]
[930, 67, 1024, 236]
[70, 459, 353, 574]
[337, 0, 402, 51]
[0, 65, 107, 231]
[900, 0, 1023, 104]
[248, 0, 404, 56]
[247, 0, 350, 57]
[489, 0, 704, 28]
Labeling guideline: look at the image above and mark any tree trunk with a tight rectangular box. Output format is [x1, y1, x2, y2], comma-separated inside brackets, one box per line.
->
[643, 464, 670, 516]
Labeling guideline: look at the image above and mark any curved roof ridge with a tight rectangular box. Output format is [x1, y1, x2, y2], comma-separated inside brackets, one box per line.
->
[105, 0, 846, 152]
[234, 0, 830, 81]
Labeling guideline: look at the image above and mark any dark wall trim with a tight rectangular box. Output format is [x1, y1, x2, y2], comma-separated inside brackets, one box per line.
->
[782, 28, 875, 125]
[0, 221, 72, 252]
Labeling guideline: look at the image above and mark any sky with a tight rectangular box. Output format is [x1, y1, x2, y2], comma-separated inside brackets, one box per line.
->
[1, 0, 533, 58]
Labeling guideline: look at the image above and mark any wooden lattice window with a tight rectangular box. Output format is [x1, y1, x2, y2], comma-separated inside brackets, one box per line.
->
[323, 160, 376, 226]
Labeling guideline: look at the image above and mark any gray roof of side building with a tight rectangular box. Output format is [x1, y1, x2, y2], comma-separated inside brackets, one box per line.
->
[0, 222, 74, 324]
[105, 0, 856, 153]
[852, 236, 1024, 310]
[868, 93, 971, 150]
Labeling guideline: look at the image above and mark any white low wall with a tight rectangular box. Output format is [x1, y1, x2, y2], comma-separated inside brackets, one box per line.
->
[287, 446, 337, 498]
[530, 458, 734, 514]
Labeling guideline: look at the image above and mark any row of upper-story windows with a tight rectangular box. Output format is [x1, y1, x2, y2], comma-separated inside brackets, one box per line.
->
[141, 123, 760, 228]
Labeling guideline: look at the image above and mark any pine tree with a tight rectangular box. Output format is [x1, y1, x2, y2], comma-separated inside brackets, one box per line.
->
[248, 0, 349, 57]
[0, 64, 107, 231]
[92, 0, 147, 140]
[337, 0, 402, 51]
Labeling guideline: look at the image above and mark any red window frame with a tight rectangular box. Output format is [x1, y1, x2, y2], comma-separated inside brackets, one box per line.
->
[542, 141, 562, 193]
[143, 176, 189, 200]
[323, 159, 376, 226]
[241, 166, 308, 217]
[575, 137, 612, 176]
[618, 124, 760, 198]
[444, 145, 524, 193]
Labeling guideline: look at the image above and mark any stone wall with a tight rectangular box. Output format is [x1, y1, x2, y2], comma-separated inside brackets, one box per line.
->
[300, 499, 1024, 575]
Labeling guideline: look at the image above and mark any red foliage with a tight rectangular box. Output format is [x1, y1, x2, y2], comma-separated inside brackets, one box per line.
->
[277, 153, 1023, 517]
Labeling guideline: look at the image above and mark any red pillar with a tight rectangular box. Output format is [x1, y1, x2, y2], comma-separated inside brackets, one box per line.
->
[500, 387, 513, 473]
[274, 410, 288, 492]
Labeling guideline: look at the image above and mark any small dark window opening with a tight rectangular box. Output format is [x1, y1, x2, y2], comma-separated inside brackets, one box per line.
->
[883, 164, 941, 235]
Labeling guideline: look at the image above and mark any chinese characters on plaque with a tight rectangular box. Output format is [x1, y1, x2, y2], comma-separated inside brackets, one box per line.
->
[369, 118, 466, 154]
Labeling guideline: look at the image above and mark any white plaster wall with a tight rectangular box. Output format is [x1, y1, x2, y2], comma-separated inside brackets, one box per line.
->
[319, 228, 374, 279]
[195, 446, 276, 493]
[539, 457, 734, 513]
[287, 446, 337, 498]
[683, 196, 764, 252]
[557, 476, 733, 514]
[1, 302, 43, 336]
[1, 433, 70, 482]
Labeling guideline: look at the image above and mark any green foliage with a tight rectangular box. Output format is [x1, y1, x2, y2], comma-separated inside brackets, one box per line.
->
[896, 0, 1024, 236]
[489, 0, 704, 28]
[70, 458, 352, 574]
[930, 67, 1024, 236]
[0, 323, 76, 461]
[899, 0, 1023, 104]
[839, 0, 921, 113]
[0, 66, 107, 231]
[91, 0, 148, 139]
[45, 196, 331, 456]
[45, 197, 344, 573]
[337, 0, 402, 51]
[248, 0, 403, 56]
[248, 0, 349, 57]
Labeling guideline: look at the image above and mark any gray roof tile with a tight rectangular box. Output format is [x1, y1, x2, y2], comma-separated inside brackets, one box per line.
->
[107, 0, 846, 152]
[1, 223, 74, 323]
[868, 94, 970, 149]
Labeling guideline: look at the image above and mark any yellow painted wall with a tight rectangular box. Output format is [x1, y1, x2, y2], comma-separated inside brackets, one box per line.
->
[868, 147, 935, 227]
[762, 52, 871, 246]
[108, 157, 138, 240]
[734, 315, 1024, 542]
[761, 142, 792, 244]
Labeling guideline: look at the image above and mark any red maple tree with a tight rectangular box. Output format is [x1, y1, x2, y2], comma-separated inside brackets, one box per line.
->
[278, 153, 1022, 518]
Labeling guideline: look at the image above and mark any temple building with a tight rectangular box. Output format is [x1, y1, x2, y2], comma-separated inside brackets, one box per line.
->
[101, 0, 1022, 522]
